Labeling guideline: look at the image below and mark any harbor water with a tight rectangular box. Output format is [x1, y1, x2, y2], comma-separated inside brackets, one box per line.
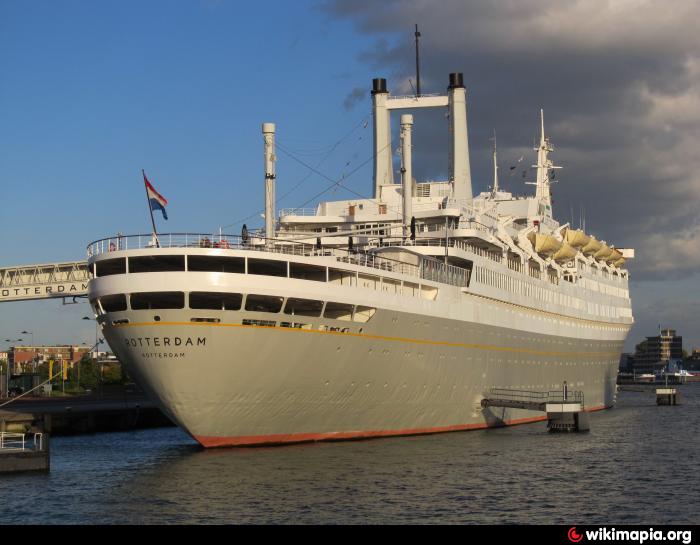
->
[1, 387, 698, 524]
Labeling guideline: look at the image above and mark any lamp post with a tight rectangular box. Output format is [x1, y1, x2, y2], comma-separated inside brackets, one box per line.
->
[3, 338, 23, 397]
[21, 331, 36, 376]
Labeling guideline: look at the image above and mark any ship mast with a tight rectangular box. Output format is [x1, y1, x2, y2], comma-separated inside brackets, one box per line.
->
[531, 109, 561, 216]
[491, 129, 500, 196]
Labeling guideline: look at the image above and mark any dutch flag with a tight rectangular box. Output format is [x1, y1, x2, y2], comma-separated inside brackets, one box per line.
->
[142, 170, 168, 220]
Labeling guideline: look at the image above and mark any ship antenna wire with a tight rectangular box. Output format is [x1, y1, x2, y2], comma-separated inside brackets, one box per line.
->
[220, 113, 371, 229]
[415, 24, 421, 98]
[276, 142, 406, 218]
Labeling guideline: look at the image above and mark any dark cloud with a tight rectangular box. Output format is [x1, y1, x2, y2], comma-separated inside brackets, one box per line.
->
[342, 86, 366, 110]
[321, 0, 700, 283]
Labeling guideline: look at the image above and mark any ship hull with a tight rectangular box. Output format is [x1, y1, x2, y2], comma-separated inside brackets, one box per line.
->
[104, 308, 621, 448]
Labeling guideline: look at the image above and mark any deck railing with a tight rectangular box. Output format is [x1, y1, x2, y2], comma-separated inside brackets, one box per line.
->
[0, 432, 44, 451]
[487, 388, 585, 407]
[278, 208, 318, 217]
[87, 233, 470, 288]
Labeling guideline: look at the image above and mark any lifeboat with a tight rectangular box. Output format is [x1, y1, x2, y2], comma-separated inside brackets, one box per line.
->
[581, 236, 601, 256]
[594, 244, 613, 260]
[553, 242, 577, 263]
[614, 257, 626, 268]
[564, 229, 590, 249]
[606, 248, 623, 264]
[528, 232, 562, 257]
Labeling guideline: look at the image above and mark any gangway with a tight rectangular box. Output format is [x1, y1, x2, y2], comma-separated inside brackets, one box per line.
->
[0, 261, 90, 303]
[481, 387, 590, 432]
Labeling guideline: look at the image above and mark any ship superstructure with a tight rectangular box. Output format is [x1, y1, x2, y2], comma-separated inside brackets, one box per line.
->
[86, 73, 633, 447]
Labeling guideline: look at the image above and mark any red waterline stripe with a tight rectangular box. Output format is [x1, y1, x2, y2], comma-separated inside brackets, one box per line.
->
[195, 405, 609, 448]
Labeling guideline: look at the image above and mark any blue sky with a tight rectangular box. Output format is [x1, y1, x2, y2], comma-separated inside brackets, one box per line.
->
[1, 0, 376, 346]
[1, 0, 698, 352]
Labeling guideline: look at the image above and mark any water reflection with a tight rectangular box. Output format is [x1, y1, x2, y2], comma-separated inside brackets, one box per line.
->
[2, 387, 698, 524]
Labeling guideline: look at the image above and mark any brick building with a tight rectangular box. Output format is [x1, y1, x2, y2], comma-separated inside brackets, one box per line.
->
[7, 345, 92, 374]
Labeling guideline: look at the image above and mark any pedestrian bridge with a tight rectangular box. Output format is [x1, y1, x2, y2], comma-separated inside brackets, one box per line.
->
[0, 261, 90, 303]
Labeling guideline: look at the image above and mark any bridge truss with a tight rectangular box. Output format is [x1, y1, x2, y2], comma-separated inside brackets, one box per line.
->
[0, 261, 90, 303]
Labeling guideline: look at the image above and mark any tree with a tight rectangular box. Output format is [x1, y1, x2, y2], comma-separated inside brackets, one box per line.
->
[102, 363, 123, 385]
[76, 353, 100, 390]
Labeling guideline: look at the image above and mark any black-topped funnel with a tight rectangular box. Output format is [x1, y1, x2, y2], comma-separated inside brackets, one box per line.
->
[448, 72, 464, 89]
[372, 78, 388, 95]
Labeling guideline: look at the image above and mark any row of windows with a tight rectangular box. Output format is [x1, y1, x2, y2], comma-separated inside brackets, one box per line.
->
[96, 292, 376, 323]
[97, 255, 326, 276]
[474, 266, 582, 308]
[94, 255, 439, 301]
[474, 264, 630, 319]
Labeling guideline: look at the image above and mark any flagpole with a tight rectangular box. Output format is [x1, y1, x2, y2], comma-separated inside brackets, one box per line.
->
[142, 169, 160, 248]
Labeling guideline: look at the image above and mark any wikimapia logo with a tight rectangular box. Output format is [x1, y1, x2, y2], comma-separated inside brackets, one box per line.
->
[567, 527, 693, 544]
[569, 528, 584, 543]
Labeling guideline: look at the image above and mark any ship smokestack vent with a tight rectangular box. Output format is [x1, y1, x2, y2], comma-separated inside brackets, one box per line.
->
[448, 73, 464, 89]
[372, 78, 388, 95]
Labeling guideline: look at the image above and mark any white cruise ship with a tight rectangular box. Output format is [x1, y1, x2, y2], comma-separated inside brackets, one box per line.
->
[86, 73, 633, 447]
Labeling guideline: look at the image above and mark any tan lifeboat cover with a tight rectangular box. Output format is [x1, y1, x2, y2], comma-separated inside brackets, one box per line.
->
[528, 232, 563, 257]
[614, 257, 626, 268]
[607, 248, 623, 264]
[595, 244, 613, 260]
[581, 237, 602, 256]
[553, 243, 577, 263]
[564, 229, 590, 249]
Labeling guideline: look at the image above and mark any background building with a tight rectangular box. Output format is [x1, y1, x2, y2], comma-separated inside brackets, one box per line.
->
[6, 345, 93, 375]
[686, 348, 700, 370]
[633, 328, 683, 373]
[619, 353, 635, 373]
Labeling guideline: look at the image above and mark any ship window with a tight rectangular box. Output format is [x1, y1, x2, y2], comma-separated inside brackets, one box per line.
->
[283, 298, 323, 317]
[100, 294, 127, 312]
[382, 278, 400, 293]
[420, 285, 438, 301]
[329, 268, 356, 286]
[242, 319, 276, 327]
[245, 294, 284, 313]
[321, 326, 350, 333]
[129, 255, 185, 273]
[403, 281, 419, 296]
[280, 322, 312, 330]
[324, 302, 354, 321]
[95, 258, 126, 277]
[353, 306, 376, 323]
[89, 298, 102, 316]
[190, 317, 221, 323]
[290, 263, 327, 282]
[130, 292, 185, 310]
[188, 256, 244, 273]
[247, 259, 287, 277]
[190, 292, 242, 310]
[359, 274, 379, 290]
